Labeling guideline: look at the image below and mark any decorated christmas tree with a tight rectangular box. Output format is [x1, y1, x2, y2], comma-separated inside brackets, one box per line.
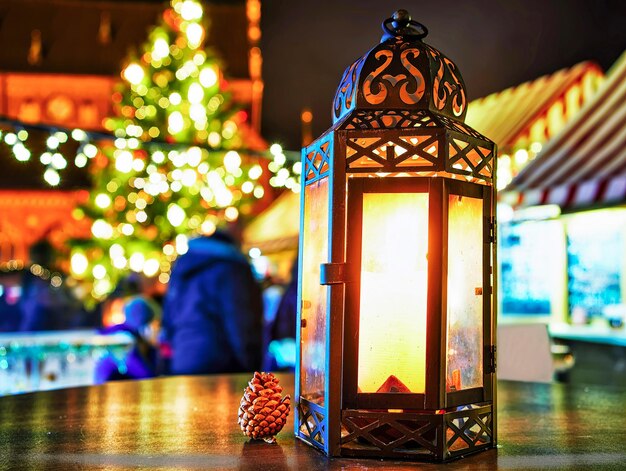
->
[70, 0, 297, 300]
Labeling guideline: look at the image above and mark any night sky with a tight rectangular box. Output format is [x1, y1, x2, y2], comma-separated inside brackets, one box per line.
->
[260, 0, 626, 150]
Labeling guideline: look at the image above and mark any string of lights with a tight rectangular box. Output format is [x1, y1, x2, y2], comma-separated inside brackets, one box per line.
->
[0, 115, 301, 189]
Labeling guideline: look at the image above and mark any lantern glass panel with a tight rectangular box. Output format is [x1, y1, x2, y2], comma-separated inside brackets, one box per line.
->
[357, 192, 429, 394]
[300, 177, 329, 405]
[446, 194, 484, 391]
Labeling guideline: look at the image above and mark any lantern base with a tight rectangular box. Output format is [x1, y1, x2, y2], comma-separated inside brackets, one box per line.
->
[296, 399, 494, 462]
[339, 403, 494, 461]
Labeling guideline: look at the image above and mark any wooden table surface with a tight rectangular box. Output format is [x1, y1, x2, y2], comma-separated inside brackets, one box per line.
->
[1, 373, 625, 470]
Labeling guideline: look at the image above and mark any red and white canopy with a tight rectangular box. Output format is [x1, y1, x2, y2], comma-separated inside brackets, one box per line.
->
[466, 61, 602, 152]
[504, 51, 626, 209]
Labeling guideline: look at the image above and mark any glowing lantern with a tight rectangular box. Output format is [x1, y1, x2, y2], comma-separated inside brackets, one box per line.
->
[295, 11, 497, 461]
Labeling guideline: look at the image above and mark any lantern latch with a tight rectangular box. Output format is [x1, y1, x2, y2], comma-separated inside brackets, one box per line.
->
[320, 262, 353, 285]
[486, 345, 497, 374]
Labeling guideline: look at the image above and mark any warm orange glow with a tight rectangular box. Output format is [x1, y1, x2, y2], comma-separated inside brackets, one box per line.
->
[102, 297, 126, 327]
[565, 84, 581, 121]
[358, 193, 428, 393]
[0, 190, 90, 264]
[246, 0, 261, 22]
[546, 101, 565, 139]
[446, 195, 483, 391]
[248, 25, 261, 42]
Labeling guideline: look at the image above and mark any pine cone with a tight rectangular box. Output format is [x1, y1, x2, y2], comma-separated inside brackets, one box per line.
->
[238, 372, 291, 443]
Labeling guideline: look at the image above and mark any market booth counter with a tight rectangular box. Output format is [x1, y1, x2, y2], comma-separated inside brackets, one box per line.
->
[0, 329, 133, 396]
[549, 323, 626, 387]
[499, 49, 626, 387]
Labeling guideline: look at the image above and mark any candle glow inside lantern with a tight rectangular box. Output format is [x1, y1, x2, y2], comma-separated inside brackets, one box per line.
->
[295, 10, 497, 461]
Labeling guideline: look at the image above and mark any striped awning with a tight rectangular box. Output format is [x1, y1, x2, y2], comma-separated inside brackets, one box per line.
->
[504, 51, 626, 209]
[466, 61, 603, 151]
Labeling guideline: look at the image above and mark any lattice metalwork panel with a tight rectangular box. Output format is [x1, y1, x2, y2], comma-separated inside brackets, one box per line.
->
[341, 410, 441, 458]
[340, 109, 439, 130]
[338, 109, 491, 140]
[446, 133, 494, 182]
[297, 398, 326, 449]
[343, 132, 493, 184]
[338, 111, 495, 183]
[346, 133, 442, 173]
[437, 115, 486, 140]
[304, 133, 332, 184]
[445, 406, 493, 457]
[340, 404, 492, 461]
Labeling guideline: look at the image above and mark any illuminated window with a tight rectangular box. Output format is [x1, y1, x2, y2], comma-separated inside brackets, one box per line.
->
[357, 192, 429, 394]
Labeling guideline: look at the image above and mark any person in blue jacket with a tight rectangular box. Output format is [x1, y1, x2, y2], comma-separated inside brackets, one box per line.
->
[94, 296, 159, 384]
[161, 229, 263, 375]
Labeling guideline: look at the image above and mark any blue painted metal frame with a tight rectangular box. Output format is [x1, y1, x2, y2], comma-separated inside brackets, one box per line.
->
[295, 132, 335, 454]
[294, 144, 306, 448]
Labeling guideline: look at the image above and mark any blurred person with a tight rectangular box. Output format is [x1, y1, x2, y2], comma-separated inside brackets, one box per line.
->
[94, 296, 160, 383]
[0, 273, 22, 331]
[101, 273, 153, 328]
[259, 273, 285, 369]
[265, 261, 298, 371]
[162, 229, 263, 374]
[0, 294, 20, 331]
[19, 239, 84, 331]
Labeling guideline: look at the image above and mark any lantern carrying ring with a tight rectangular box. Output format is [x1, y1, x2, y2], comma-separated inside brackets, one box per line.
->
[382, 9, 428, 40]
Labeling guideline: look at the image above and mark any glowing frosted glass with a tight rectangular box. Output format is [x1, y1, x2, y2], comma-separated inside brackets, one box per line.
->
[300, 178, 329, 405]
[358, 193, 429, 394]
[447, 195, 483, 391]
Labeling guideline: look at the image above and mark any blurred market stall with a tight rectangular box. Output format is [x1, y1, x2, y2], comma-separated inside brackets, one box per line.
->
[0, 329, 132, 396]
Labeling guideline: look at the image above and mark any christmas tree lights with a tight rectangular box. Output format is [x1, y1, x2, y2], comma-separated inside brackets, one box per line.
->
[67, 0, 298, 300]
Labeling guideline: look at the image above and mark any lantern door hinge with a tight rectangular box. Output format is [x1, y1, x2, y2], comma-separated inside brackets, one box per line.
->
[486, 345, 497, 374]
[320, 262, 353, 285]
[488, 217, 497, 244]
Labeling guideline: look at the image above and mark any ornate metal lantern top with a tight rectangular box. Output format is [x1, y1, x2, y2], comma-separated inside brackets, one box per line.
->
[333, 10, 468, 124]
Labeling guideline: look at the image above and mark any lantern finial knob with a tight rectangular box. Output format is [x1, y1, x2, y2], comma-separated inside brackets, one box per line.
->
[382, 9, 428, 41]
[392, 9, 411, 26]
